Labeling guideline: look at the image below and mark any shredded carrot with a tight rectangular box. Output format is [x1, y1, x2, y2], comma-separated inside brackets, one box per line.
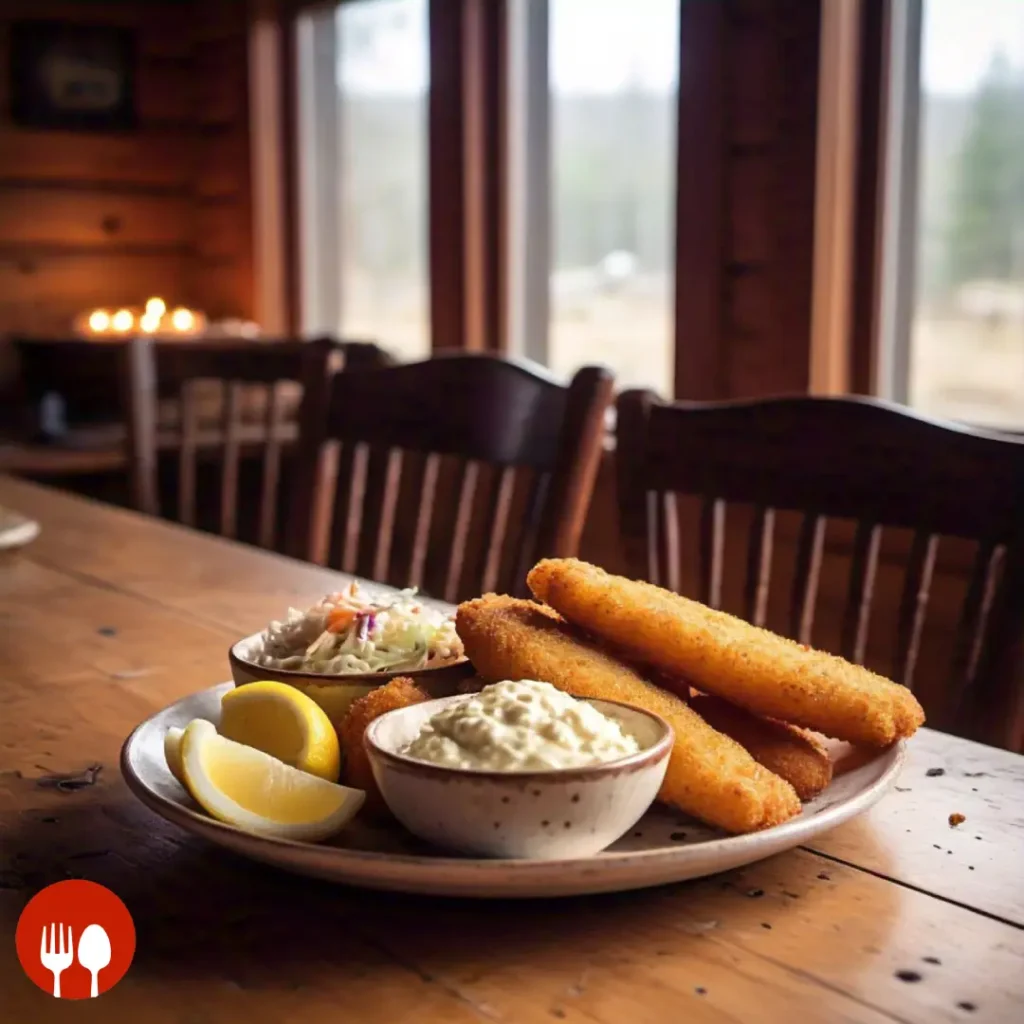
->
[327, 608, 357, 633]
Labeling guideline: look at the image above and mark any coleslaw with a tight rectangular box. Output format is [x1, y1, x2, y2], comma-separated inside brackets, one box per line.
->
[252, 583, 464, 675]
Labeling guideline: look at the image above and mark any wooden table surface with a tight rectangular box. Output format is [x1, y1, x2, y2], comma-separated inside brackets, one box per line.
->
[2, 475, 1023, 1023]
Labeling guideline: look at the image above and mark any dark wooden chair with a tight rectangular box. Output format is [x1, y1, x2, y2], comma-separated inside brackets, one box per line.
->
[289, 353, 614, 602]
[2, 337, 143, 482]
[129, 337, 389, 549]
[615, 390, 1024, 751]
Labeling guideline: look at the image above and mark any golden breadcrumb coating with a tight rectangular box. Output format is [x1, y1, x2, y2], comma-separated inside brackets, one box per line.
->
[338, 677, 431, 812]
[456, 595, 801, 834]
[527, 558, 925, 747]
[689, 694, 833, 800]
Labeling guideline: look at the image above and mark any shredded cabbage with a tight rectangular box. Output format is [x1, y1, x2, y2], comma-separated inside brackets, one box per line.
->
[254, 582, 463, 674]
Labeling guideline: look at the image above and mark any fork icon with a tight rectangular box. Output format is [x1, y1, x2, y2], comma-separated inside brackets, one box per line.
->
[40, 923, 73, 998]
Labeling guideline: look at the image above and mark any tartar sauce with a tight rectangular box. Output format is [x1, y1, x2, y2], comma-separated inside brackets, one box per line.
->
[401, 680, 641, 771]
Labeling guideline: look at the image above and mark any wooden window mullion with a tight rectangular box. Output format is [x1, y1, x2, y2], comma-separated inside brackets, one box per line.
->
[673, 0, 727, 399]
[428, 0, 506, 353]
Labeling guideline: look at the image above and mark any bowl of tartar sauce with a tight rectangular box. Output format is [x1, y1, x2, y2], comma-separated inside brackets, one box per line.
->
[363, 680, 673, 859]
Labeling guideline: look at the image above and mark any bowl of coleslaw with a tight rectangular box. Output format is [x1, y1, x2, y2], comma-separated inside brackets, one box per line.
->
[229, 583, 473, 720]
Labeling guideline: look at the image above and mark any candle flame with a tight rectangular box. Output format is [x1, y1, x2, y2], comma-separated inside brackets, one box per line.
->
[145, 297, 167, 318]
[111, 309, 134, 333]
[170, 307, 195, 332]
[88, 310, 111, 332]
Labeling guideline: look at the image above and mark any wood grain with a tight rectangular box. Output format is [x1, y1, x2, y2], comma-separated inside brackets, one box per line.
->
[0, 128, 194, 188]
[294, 357, 612, 602]
[0, 0, 255, 340]
[136, 59, 196, 125]
[195, 201, 250, 260]
[195, 131, 249, 198]
[195, 39, 248, 125]
[1, 475, 1023, 1022]
[0, 3, 192, 59]
[673, 0, 727, 401]
[0, 190, 193, 248]
[806, 728, 1024, 928]
[614, 391, 1024, 750]
[0, 251, 194, 338]
[0, 250, 191, 306]
[729, 149, 772, 264]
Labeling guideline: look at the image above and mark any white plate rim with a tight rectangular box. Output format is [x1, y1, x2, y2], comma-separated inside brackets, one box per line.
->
[0, 514, 40, 550]
[121, 683, 906, 895]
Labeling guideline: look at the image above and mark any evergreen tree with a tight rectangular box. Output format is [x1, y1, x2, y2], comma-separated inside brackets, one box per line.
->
[947, 53, 1024, 286]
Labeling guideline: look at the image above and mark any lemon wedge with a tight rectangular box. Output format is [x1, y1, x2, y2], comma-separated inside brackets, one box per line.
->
[164, 726, 186, 784]
[219, 680, 341, 782]
[180, 719, 364, 841]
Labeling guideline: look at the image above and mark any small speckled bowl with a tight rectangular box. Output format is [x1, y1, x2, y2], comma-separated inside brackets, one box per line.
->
[363, 695, 673, 859]
[228, 632, 474, 722]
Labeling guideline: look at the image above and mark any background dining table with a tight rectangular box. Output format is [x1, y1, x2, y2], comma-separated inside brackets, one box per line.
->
[1, 473, 1022, 1023]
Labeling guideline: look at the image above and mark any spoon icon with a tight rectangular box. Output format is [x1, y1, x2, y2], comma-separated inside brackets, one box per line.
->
[77, 924, 111, 998]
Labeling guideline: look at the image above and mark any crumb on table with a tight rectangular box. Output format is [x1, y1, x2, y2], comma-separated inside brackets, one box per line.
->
[948, 812, 966, 828]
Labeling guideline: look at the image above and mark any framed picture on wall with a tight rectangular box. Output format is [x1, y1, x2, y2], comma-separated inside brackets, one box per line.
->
[9, 20, 137, 131]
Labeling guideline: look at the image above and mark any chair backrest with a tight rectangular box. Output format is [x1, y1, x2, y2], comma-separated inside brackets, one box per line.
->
[128, 337, 388, 549]
[290, 353, 613, 602]
[615, 390, 1024, 750]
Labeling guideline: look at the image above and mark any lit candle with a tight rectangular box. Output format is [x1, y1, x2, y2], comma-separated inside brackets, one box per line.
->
[145, 296, 166, 318]
[170, 307, 195, 333]
[88, 310, 111, 333]
[139, 313, 161, 334]
[111, 309, 134, 333]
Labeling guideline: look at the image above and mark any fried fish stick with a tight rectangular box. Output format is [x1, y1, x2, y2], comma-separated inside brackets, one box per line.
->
[528, 559, 925, 747]
[689, 694, 832, 799]
[456, 595, 800, 834]
[338, 677, 431, 811]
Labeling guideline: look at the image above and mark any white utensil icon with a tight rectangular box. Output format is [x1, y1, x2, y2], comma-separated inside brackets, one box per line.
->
[78, 923, 112, 998]
[39, 923, 73, 998]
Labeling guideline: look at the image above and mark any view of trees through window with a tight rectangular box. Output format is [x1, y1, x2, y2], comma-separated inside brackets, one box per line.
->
[911, 0, 1024, 427]
[336, 0, 429, 361]
[549, 0, 678, 394]
[330, 0, 678, 383]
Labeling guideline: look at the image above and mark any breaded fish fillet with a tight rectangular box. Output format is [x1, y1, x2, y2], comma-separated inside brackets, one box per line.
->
[338, 677, 431, 811]
[689, 694, 832, 799]
[528, 559, 925, 747]
[456, 595, 801, 834]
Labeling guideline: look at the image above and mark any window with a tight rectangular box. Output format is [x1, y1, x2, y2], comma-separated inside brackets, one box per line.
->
[889, 0, 1024, 428]
[297, 0, 429, 361]
[508, 0, 679, 394]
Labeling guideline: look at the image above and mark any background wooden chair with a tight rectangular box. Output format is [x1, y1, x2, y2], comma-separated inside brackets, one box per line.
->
[129, 337, 388, 550]
[615, 390, 1024, 751]
[290, 353, 613, 602]
[2, 337, 145, 486]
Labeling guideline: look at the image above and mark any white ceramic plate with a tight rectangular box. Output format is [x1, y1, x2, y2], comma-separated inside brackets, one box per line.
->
[121, 683, 906, 899]
[0, 507, 40, 550]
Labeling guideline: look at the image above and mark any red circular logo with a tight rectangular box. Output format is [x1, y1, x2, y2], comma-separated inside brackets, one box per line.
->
[15, 880, 135, 999]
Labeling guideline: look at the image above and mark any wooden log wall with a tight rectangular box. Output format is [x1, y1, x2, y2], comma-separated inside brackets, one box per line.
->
[0, 0, 253, 391]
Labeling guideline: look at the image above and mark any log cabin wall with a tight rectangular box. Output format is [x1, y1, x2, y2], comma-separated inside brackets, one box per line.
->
[190, 1, 254, 325]
[0, 0, 253, 393]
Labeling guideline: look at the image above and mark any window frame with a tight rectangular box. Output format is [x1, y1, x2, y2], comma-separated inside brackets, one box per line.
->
[283, 0, 760, 402]
[509, 0, 686, 395]
[868, 0, 924, 404]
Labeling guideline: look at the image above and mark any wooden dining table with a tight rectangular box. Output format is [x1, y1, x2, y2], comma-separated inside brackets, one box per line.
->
[1, 474, 1022, 1023]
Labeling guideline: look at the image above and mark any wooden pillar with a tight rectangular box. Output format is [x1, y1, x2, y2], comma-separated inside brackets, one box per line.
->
[428, 0, 506, 353]
[672, 0, 727, 400]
